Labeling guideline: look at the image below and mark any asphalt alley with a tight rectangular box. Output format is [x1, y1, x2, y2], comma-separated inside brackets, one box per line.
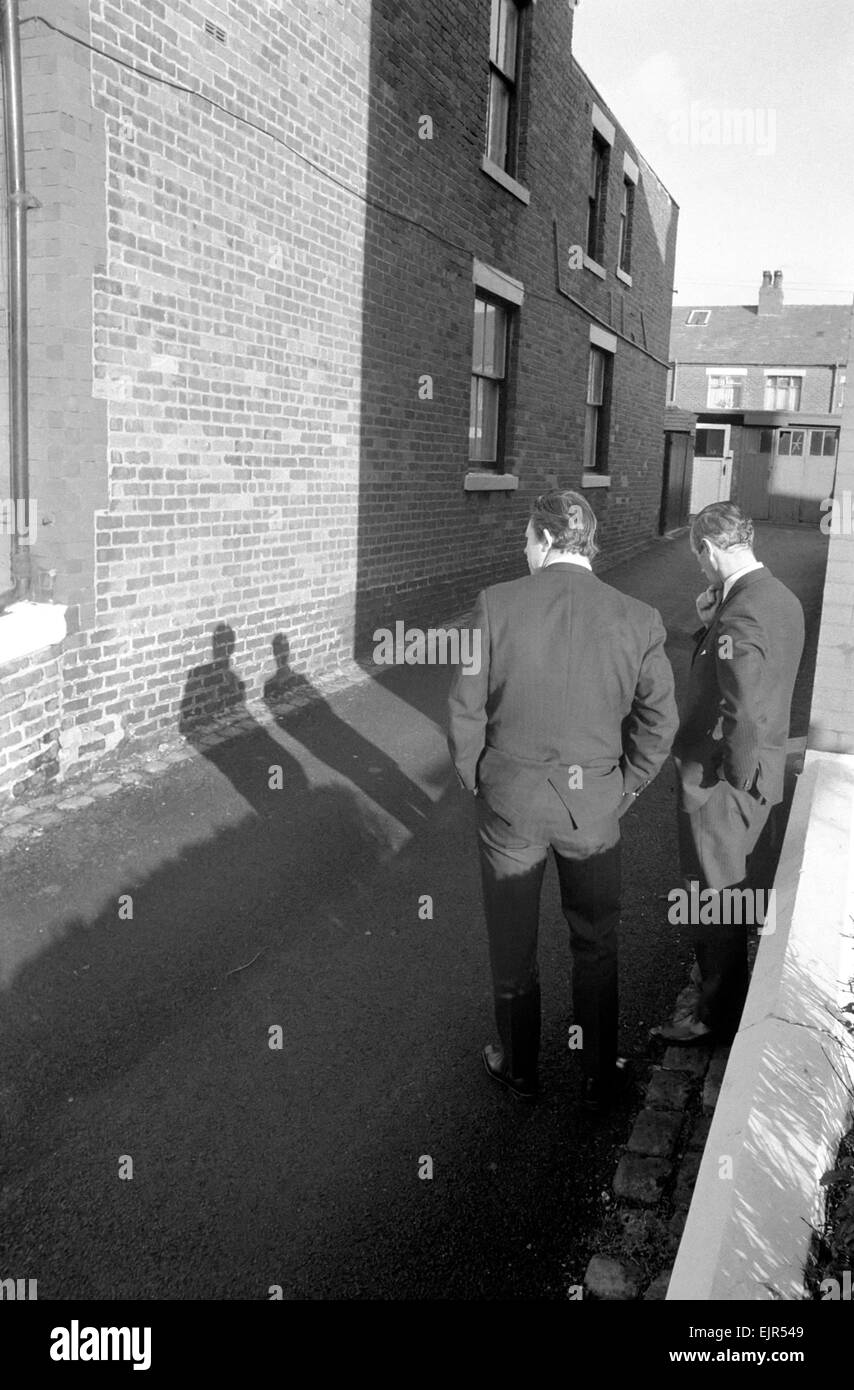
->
[0, 524, 827, 1299]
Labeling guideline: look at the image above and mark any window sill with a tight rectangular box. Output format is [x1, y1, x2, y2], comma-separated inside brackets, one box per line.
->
[616, 266, 633, 287]
[581, 473, 611, 489]
[583, 254, 607, 280]
[0, 601, 67, 667]
[480, 156, 531, 205]
[464, 471, 520, 491]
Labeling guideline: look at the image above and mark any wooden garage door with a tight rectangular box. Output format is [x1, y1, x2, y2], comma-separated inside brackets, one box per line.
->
[769, 428, 838, 525]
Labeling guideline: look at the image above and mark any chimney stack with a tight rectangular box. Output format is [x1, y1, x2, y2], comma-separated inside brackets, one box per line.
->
[758, 267, 784, 315]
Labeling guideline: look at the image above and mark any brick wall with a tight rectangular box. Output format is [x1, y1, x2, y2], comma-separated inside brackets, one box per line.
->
[14, 0, 109, 608]
[0, 644, 62, 797]
[673, 363, 839, 416]
[353, 0, 678, 645]
[0, 0, 678, 798]
[0, 101, 7, 593]
[79, 0, 373, 742]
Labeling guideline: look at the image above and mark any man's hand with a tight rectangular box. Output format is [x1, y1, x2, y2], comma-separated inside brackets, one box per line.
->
[696, 585, 723, 626]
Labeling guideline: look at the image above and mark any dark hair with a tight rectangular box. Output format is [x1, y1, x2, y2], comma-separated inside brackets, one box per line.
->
[691, 502, 754, 553]
[529, 489, 599, 559]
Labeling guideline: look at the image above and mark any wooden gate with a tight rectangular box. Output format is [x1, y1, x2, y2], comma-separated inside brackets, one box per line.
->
[736, 428, 771, 520]
[660, 430, 693, 532]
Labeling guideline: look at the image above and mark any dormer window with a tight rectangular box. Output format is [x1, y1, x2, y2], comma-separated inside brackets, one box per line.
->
[686, 309, 711, 326]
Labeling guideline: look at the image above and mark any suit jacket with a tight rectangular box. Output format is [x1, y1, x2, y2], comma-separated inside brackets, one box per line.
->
[447, 565, 678, 831]
[673, 565, 805, 813]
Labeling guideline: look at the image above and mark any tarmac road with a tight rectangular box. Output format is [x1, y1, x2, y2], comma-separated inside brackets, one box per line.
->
[0, 525, 826, 1299]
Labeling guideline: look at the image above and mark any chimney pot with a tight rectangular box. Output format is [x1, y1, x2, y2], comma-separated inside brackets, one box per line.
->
[758, 268, 784, 315]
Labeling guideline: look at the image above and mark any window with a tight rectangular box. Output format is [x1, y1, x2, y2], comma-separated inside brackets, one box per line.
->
[618, 178, 634, 274]
[486, 0, 522, 174]
[707, 374, 744, 409]
[686, 310, 710, 326]
[764, 374, 802, 410]
[583, 346, 610, 473]
[469, 293, 510, 465]
[777, 429, 805, 456]
[809, 429, 837, 458]
[695, 428, 726, 458]
[586, 133, 608, 262]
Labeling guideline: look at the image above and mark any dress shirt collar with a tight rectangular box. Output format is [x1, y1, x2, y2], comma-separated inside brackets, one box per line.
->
[722, 558, 764, 602]
[540, 553, 592, 572]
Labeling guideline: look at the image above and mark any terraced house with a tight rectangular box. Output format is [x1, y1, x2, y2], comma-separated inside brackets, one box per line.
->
[0, 0, 678, 800]
[666, 269, 851, 529]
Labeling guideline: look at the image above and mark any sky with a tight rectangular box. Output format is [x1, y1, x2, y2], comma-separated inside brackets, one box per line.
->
[571, 0, 854, 306]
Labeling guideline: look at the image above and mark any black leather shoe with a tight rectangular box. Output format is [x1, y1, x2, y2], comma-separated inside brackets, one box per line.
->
[582, 1058, 632, 1114]
[481, 1044, 537, 1101]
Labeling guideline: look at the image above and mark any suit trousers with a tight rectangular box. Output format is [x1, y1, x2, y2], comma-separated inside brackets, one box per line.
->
[678, 780, 775, 1041]
[476, 792, 621, 1084]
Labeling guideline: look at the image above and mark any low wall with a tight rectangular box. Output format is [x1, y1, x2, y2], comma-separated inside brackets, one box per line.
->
[667, 750, 854, 1301]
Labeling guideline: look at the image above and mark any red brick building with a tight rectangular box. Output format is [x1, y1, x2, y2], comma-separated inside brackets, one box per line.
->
[0, 0, 678, 799]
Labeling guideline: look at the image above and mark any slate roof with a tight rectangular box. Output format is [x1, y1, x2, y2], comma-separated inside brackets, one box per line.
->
[670, 303, 852, 366]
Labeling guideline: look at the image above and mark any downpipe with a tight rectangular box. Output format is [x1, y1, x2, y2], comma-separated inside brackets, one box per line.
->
[1, 0, 37, 607]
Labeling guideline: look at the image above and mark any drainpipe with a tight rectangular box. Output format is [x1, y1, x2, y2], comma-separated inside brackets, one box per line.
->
[1, 0, 35, 604]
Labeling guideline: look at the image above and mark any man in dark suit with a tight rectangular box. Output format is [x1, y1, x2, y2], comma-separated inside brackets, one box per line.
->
[652, 501, 805, 1046]
[448, 490, 678, 1110]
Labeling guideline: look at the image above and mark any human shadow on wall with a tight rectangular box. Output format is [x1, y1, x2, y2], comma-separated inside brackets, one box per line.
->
[179, 621, 310, 820]
[178, 620, 413, 898]
[263, 631, 434, 834]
